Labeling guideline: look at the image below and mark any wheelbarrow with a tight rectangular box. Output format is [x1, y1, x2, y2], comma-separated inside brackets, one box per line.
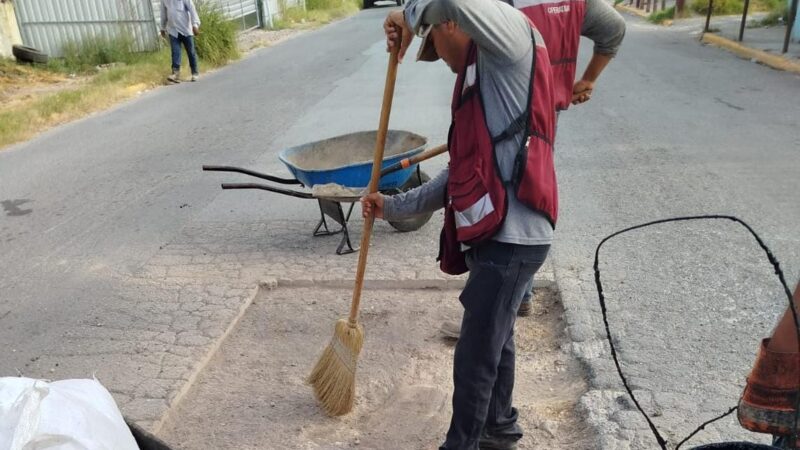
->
[203, 130, 447, 255]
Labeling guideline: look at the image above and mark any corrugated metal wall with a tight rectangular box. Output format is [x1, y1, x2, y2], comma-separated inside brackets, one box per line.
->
[15, 0, 159, 57]
[152, 0, 260, 32]
[16, 0, 270, 57]
[260, 0, 304, 28]
[218, 0, 259, 29]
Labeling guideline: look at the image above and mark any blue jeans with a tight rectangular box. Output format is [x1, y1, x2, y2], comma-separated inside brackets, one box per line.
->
[169, 33, 198, 75]
[441, 241, 550, 449]
[520, 276, 535, 305]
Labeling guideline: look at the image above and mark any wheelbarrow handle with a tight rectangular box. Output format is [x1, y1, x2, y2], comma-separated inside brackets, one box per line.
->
[220, 182, 313, 199]
[203, 165, 301, 185]
[380, 144, 447, 177]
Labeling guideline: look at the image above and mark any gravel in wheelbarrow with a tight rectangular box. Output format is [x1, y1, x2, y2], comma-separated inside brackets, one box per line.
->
[278, 129, 427, 191]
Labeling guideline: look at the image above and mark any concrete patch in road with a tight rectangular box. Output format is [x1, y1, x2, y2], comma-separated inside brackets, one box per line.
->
[159, 284, 592, 449]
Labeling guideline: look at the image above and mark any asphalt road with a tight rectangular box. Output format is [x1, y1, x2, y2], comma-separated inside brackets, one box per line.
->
[0, 8, 404, 372]
[1, 5, 798, 447]
[554, 15, 800, 449]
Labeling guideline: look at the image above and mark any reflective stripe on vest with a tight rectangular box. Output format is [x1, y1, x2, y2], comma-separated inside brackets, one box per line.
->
[445, 43, 507, 244]
[454, 192, 496, 230]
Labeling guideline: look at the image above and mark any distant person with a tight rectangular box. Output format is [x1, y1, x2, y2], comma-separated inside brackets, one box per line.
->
[160, 0, 201, 83]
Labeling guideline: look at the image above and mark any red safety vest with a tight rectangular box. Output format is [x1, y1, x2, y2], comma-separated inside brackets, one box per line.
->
[515, 0, 586, 111]
[438, 28, 557, 275]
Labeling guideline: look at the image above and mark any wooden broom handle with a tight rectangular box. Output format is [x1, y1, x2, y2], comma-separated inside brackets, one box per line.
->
[348, 47, 400, 325]
[405, 144, 448, 166]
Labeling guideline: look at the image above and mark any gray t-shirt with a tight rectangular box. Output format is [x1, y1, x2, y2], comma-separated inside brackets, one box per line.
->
[382, 0, 625, 246]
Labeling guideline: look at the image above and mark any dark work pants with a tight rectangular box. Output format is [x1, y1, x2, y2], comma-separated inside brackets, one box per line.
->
[441, 241, 550, 450]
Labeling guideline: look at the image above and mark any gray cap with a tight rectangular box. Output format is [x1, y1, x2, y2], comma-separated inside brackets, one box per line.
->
[416, 24, 439, 62]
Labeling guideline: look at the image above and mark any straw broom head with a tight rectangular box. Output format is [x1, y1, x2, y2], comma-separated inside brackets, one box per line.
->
[308, 318, 364, 416]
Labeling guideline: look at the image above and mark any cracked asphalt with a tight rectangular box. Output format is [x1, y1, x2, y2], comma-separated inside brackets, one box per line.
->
[1, 5, 798, 449]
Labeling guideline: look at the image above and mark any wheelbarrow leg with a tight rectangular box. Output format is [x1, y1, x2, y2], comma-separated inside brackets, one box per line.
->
[336, 203, 356, 255]
[336, 227, 356, 255]
[313, 199, 357, 255]
[313, 211, 334, 236]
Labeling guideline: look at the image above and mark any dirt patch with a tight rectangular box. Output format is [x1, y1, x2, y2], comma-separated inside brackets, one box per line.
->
[0, 64, 87, 109]
[237, 28, 308, 52]
[159, 285, 592, 449]
[283, 131, 427, 171]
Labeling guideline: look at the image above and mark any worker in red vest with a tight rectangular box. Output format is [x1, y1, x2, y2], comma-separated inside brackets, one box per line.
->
[439, 0, 626, 341]
[512, 0, 626, 111]
[362, 0, 557, 447]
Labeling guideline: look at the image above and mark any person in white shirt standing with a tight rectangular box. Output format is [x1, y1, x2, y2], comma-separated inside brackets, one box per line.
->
[160, 0, 201, 83]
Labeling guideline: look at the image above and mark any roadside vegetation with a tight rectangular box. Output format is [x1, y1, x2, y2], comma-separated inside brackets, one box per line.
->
[648, 5, 676, 23]
[750, 4, 790, 26]
[690, 0, 784, 15]
[1, 0, 360, 150]
[622, 0, 785, 23]
[0, 3, 238, 149]
[271, 0, 361, 29]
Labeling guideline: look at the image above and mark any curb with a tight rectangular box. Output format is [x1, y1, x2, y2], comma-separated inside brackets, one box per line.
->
[552, 264, 628, 449]
[615, 3, 650, 18]
[151, 278, 277, 434]
[275, 276, 555, 291]
[701, 32, 800, 74]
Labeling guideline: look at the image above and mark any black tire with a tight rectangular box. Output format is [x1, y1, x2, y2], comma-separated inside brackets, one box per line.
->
[396, 0, 404, 5]
[386, 169, 433, 233]
[12, 45, 48, 64]
[363, 0, 374, 8]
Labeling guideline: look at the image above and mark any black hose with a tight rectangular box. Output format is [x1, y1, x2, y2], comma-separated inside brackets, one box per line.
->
[593, 215, 797, 449]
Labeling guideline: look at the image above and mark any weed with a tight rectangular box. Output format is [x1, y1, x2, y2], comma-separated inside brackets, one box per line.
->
[691, 0, 786, 15]
[752, 5, 789, 25]
[195, 1, 240, 66]
[649, 5, 676, 22]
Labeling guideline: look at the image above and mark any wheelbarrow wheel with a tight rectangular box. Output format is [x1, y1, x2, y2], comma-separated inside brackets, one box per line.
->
[386, 169, 433, 233]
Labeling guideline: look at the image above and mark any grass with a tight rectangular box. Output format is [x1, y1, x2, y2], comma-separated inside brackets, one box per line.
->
[751, 4, 790, 25]
[0, 51, 168, 148]
[0, 0, 357, 150]
[57, 36, 139, 73]
[691, 0, 785, 15]
[195, 1, 240, 65]
[648, 5, 676, 22]
[0, 3, 239, 150]
[271, 0, 361, 29]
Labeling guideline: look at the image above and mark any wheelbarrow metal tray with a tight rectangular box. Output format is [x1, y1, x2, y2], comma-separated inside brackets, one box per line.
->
[278, 130, 427, 190]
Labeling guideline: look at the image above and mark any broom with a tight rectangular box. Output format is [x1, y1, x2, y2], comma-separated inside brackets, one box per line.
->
[307, 46, 401, 416]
